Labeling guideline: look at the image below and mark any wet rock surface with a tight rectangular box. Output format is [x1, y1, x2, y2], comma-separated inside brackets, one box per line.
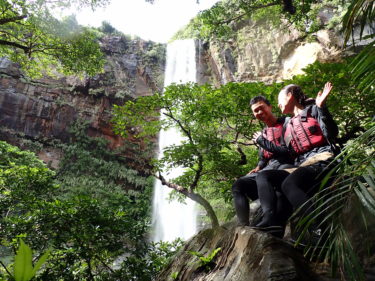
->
[155, 223, 321, 281]
[0, 36, 165, 169]
[156, 198, 375, 281]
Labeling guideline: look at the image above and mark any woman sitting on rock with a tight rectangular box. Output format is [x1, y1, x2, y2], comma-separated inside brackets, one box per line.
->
[252, 82, 339, 230]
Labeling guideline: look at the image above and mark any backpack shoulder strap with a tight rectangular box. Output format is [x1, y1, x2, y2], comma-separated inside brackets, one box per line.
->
[300, 106, 312, 122]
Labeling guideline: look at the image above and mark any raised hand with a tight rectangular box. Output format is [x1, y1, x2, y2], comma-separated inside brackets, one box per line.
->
[252, 131, 262, 143]
[316, 82, 333, 108]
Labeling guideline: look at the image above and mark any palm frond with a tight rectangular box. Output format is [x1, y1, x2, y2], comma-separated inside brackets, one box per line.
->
[355, 175, 375, 216]
[350, 40, 375, 91]
[293, 125, 375, 280]
[343, 0, 375, 45]
[342, 0, 375, 91]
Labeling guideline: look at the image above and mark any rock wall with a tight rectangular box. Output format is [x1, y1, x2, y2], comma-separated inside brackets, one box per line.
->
[0, 35, 165, 170]
[196, 19, 343, 86]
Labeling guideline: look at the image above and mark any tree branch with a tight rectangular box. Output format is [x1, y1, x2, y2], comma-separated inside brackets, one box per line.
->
[0, 15, 27, 25]
[162, 109, 205, 191]
[337, 125, 365, 145]
[0, 39, 29, 52]
[236, 146, 247, 165]
[230, 140, 255, 146]
[230, 130, 248, 165]
[0, 261, 12, 277]
[190, 155, 203, 191]
[157, 173, 188, 193]
[156, 173, 219, 228]
[224, 116, 236, 131]
[163, 110, 193, 144]
[94, 254, 116, 274]
[86, 257, 95, 281]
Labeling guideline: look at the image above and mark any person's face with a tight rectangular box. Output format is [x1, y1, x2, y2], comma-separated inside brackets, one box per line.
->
[251, 101, 273, 122]
[278, 90, 293, 114]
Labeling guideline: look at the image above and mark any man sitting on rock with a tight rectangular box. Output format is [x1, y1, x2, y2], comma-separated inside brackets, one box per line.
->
[232, 96, 294, 228]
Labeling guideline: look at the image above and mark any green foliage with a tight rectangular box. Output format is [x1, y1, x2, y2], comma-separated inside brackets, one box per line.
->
[342, 0, 374, 44]
[113, 82, 269, 225]
[170, 271, 179, 280]
[295, 124, 375, 280]
[144, 43, 166, 65]
[189, 247, 221, 271]
[112, 81, 267, 193]
[0, 123, 175, 280]
[112, 59, 374, 224]
[287, 60, 375, 142]
[172, 0, 349, 40]
[1, 194, 175, 280]
[99, 20, 118, 34]
[57, 121, 153, 202]
[0, 1, 106, 77]
[342, 0, 375, 93]
[16, 196, 147, 279]
[113, 239, 183, 281]
[349, 42, 375, 92]
[5, 239, 51, 281]
[0, 141, 57, 217]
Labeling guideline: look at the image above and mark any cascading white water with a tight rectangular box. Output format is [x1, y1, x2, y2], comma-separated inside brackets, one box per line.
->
[151, 40, 198, 242]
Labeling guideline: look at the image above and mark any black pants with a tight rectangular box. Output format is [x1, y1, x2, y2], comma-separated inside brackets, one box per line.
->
[232, 173, 292, 225]
[256, 163, 328, 223]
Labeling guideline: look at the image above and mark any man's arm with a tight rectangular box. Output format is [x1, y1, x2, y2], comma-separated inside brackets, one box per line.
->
[247, 146, 267, 174]
[253, 133, 292, 157]
[247, 166, 261, 174]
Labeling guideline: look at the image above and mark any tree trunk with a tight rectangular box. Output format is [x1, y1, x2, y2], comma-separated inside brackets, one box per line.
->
[186, 192, 219, 228]
[156, 174, 220, 229]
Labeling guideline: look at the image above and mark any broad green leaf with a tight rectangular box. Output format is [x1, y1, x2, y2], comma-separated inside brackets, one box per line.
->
[14, 240, 34, 281]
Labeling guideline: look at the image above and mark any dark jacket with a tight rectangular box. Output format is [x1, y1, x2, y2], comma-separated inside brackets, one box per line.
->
[257, 116, 294, 170]
[256, 105, 338, 165]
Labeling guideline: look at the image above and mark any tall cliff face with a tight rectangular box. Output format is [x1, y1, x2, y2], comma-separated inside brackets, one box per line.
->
[0, 35, 165, 169]
[196, 18, 343, 86]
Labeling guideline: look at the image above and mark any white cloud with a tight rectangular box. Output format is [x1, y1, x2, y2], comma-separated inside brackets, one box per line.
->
[68, 0, 218, 43]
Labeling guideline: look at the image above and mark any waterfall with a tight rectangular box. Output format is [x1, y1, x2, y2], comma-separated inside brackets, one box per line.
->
[151, 40, 198, 242]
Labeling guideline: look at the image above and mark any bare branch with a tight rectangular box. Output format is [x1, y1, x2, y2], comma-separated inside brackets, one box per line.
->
[156, 172, 189, 194]
[94, 255, 116, 274]
[229, 140, 255, 146]
[0, 39, 29, 52]
[156, 173, 219, 228]
[0, 15, 27, 25]
[236, 146, 247, 165]
[0, 261, 12, 277]
[224, 116, 236, 131]
[163, 110, 193, 143]
[190, 155, 203, 191]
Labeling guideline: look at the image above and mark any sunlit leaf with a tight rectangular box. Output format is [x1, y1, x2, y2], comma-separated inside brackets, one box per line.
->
[14, 239, 34, 281]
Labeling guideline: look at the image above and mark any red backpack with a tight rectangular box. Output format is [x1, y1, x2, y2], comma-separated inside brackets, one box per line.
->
[261, 122, 283, 159]
[284, 108, 326, 155]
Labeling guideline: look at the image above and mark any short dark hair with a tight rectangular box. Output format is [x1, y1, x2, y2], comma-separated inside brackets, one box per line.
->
[249, 95, 271, 106]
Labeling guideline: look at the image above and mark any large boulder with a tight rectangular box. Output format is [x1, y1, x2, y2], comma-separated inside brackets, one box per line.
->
[155, 223, 321, 281]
